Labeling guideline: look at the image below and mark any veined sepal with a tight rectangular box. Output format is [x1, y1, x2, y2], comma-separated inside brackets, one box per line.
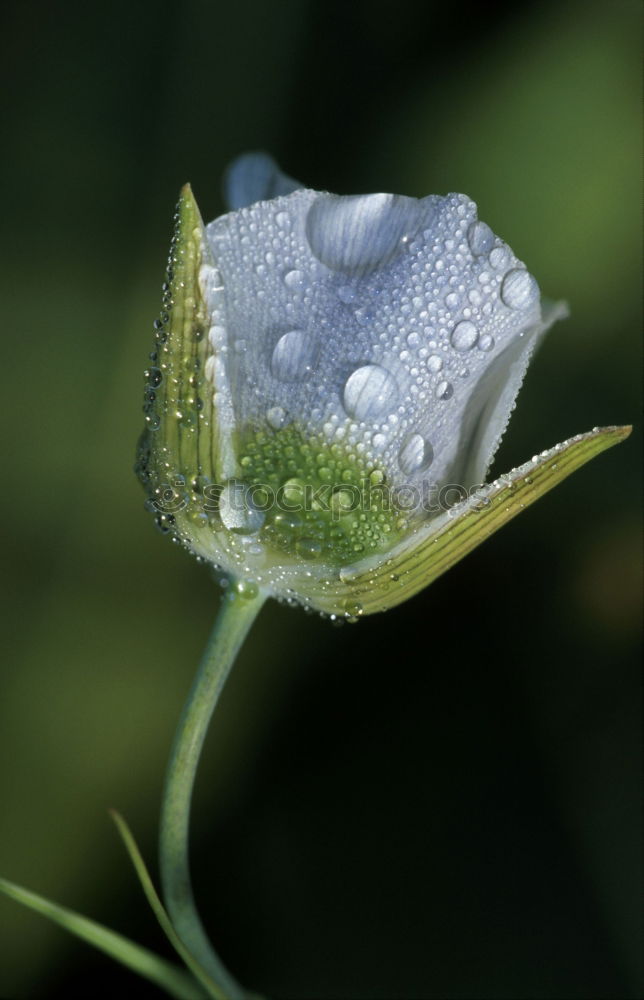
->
[307, 424, 631, 617]
[135, 185, 235, 539]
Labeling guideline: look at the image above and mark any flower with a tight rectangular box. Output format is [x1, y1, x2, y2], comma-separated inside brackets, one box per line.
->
[136, 154, 629, 618]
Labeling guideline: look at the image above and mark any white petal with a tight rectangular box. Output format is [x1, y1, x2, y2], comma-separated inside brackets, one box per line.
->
[454, 299, 568, 489]
[204, 184, 566, 506]
[223, 152, 302, 210]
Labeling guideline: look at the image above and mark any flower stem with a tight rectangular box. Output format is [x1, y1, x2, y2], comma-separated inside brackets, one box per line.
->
[159, 580, 267, 999]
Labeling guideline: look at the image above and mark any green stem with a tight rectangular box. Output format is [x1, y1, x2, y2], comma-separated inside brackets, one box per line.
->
[159, 580, 267, 1000]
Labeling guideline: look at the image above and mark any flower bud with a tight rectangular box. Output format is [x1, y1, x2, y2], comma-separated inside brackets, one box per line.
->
[136, 155, 630, 618]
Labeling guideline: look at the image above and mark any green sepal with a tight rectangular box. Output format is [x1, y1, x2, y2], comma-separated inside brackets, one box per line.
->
[0, 875, 205, 1000]
[305, 425, 632, 616]
[136, 185, 226, 535]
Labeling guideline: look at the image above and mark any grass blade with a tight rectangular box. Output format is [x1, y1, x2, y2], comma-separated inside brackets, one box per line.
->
[0, 875, 205, 999]
[109, 810, 230, 1000]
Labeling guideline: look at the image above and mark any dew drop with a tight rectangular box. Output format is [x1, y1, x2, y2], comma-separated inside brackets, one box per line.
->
[283, 269, 304, 289]
[271, 330, 318, 381]
[436, 380, 454, 400]
[306, 193, 420, 275]
[267, 405, 288, 429]
[336, 284, 357, 304]
[273, 512, 302, 534]
[296, 537, 323, 560]
[275, 210, 291, 230]
[467, 220, 495, 256]
[427, 354, 443, 372]
[234, 579, 260, 599]
[398, 433, 434, 475]
[478, 333, 495, 352]
[331, 487, 357, 516]
[280, 478, 307, 506]
[343, 364, 399, 421]
[220, 480, 265, 534]
[354, 306, 374, 326]
[209, 325, 226, 348]
[343, 600, 363, 620]
[450, 320, 479, 352]
[145, 366, 162, 388]
[489, 246, 509, 269]
[406, 331, 421, 348]
[501, 268, 539, 310]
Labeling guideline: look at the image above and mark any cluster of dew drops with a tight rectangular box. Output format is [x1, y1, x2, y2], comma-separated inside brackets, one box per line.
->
[211, 191, 540, 494]
[135, 207, 181, 535]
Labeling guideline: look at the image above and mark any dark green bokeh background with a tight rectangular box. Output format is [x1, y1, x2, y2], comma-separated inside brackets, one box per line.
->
[1, 0, 641, 996]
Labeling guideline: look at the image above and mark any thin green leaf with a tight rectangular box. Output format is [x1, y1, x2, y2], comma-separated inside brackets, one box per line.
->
[0, 876, 204, 1000]
[109, 810, 227, 1000]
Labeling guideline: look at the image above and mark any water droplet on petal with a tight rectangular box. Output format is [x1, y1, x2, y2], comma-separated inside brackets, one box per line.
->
[271, 330, 318, 381]
[220, 480, 265, 534]
[267, 406, 288, 429]
[343, 600, 363, 620]
[478, 333, 495, 352]
[336, 284, 357, 304]
[354, 306, 374, 326]
[343, 364, 399, 421]
[283, 268, 304, 289]
[275, 210, 291, 230]
[501, 268, 539, 310]
[398, 433, 434, 475]
[296, 537, 323, 560]
[467, 220, 495, 255]
[406, 331, 421, 348]
[281, 477, 307, 506]
[450, 320, 479, 352]
[427, 354, 443, 372]
[489, 246, 509, 269]
[436, 380, 453, 400]
[306, 193, 422, 275]
[208, 325, 226, 348]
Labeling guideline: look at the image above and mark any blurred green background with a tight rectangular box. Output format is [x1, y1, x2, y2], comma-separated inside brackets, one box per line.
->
[0, 0, 641, 996]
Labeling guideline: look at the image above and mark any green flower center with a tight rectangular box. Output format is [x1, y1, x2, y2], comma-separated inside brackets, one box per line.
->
[233, 425, 406, 566]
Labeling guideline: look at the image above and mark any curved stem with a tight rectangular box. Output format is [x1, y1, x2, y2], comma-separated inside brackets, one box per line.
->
[159, 581, 267, 999]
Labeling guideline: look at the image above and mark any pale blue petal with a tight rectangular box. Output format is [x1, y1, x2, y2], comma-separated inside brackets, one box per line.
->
[204, 183, 566, 510]
[223, 152, 302, 211]
[454, 300, 568, 489]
